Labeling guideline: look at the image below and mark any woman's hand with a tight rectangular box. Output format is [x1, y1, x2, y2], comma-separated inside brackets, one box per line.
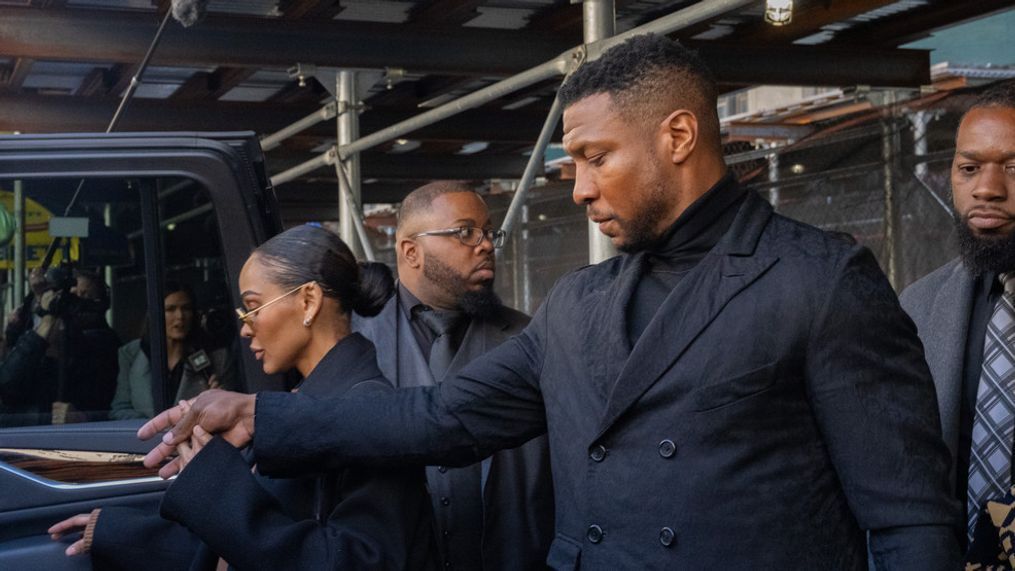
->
[48, 509, 100, 556]
[176, 425, 213, 473]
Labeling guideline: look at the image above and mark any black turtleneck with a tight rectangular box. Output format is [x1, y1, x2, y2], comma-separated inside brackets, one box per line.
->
[626, 172, 747, 345]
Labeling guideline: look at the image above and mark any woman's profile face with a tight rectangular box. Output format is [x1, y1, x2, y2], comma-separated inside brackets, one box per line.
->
[237, 256, 307, 375]
[164, 290, 194, 343]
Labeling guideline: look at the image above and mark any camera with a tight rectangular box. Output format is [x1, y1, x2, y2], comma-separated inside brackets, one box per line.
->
[35, 266, 108, 322]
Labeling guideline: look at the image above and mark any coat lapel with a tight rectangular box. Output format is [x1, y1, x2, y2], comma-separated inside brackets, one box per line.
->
[922, 261, 975, 468]
[579, 253, 647, 401]
[595, 191, 777, 438]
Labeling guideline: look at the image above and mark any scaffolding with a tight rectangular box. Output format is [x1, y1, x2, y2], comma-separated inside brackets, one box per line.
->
[254, 0, 1008, 309]
[259, 0, 757, 263]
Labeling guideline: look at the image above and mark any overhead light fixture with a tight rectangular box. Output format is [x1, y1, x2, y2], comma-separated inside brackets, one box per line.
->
[790, 163, 805, 175]
[389, 139, 421, 153]
[765, 0, 793, 26]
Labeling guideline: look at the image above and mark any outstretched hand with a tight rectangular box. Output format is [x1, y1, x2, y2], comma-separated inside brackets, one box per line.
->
[137, 389, 256, 479]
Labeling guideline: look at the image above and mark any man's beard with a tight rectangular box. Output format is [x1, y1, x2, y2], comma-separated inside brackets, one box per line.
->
[612, 179, 671, 254]
[954, 212, 1015, 275]
[422, 255, 502, 318]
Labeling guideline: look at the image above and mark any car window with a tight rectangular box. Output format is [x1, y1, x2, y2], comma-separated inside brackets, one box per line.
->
[0, 175, 242, 427]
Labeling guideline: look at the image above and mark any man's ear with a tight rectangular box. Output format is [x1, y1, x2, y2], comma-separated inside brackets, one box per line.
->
[660, 109, 698, 165]
[398, 238, 422, 269]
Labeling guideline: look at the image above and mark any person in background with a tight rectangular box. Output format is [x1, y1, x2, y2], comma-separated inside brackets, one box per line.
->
[353, 181, 553, 570]
[110, 282, 236, 420]
[900, 80, 1015, 564]
[0, 267, 118, 425]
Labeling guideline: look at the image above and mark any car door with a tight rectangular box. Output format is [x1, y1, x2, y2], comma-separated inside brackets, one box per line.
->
[0, 133, 283, 569]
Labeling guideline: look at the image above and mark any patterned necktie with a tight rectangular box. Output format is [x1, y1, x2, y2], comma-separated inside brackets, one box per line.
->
[417, 308, 461, 382]
[968, 272, 1015, 540]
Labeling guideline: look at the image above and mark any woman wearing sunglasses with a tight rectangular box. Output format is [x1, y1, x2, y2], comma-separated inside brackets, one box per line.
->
[51, 225, 435, 570]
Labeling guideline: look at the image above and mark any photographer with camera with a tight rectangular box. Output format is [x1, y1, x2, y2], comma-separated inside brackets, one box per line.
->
[0, 266, 119, 427]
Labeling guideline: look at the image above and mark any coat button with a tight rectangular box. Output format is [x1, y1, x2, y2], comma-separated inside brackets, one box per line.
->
[659, 527, 676, 547]
[590, 444, 607, 462]
[587, 524, 604, 544]
[437, 466, 448, 473]
[440, 497, 450, 506]
[658, 439, 676, 459]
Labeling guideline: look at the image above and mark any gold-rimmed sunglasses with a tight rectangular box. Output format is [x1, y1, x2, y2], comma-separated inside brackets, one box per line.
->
[235, 282, 313, 324]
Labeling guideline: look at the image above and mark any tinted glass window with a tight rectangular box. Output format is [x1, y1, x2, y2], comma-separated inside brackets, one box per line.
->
[0, 176, 241, 427]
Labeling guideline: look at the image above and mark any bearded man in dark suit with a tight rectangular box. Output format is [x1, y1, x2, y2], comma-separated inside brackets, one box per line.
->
[900, 80, 1015, 564]
[353, 181, 553, 571]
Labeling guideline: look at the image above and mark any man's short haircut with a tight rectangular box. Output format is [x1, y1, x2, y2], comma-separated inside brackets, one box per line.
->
[970, 80, 1015, 111]
[558, 33, 720, 146]
[397, 181, 478, 236]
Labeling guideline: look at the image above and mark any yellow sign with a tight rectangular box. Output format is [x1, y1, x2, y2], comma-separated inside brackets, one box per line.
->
[0, 189, 79, 269]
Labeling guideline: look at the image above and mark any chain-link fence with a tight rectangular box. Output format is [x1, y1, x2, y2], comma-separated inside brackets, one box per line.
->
[742, 108, 962, 292]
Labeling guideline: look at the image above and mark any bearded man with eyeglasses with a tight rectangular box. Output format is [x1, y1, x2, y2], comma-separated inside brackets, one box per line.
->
[350, 181, 554, 571]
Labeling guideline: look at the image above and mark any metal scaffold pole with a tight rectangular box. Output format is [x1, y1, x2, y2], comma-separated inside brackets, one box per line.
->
[335, 160, 377, 262]
[12, 179, 24, 308]
[500, 91, 564, 239]
[881, 91, 902, 290]
[767, 144, 780, 210]
[584, 0, 617, 265]
[336, 71, 365, 258]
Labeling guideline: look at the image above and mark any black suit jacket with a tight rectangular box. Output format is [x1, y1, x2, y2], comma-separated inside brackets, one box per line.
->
[93, 334, 435, 571]
[353, 295, 554, 570]
[253, 189, 962, 570]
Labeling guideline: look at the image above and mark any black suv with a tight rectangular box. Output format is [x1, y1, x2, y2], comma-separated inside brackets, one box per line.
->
[0, 132, 285, 569]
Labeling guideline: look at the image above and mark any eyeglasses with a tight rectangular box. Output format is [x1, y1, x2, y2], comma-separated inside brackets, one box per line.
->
[235, 282, 313, 324]
[411, 226, 506, 248]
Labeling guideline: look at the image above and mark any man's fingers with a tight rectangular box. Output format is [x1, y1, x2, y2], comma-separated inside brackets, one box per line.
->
[137, 404, 184, 440]
[143, 440, 178, 470]
[48, 514, 90, 537]
[141, 404, 198, 448]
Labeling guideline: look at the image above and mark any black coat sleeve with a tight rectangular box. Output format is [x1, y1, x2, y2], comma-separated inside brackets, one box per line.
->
[90, 505, 201, 571]
[251, 301, 551, 476]
[160, 436, 434, 570]
[804, 246, 962, 570]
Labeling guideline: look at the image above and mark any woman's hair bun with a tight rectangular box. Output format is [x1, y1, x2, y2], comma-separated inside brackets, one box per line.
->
[353, 261, 395, 317]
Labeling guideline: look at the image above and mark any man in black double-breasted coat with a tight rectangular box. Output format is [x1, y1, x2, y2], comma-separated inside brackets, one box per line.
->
[143, 34, 962, 569]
